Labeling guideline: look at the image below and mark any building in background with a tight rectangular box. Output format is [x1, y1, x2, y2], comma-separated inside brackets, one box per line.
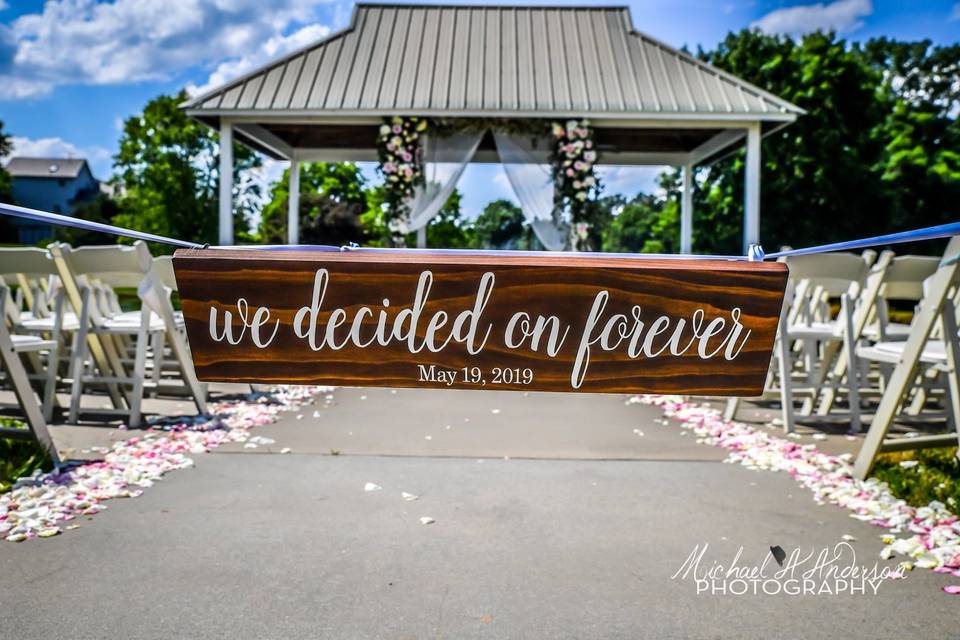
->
[5, 157, 101, 244]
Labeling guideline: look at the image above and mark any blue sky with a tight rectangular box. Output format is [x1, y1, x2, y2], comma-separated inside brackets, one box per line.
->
[1, 0, 958, 221]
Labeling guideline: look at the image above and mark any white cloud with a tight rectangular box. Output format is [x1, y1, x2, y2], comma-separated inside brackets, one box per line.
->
[1, 0, 336, 100]
[752, 0, 873, 35]
[596, 166, 666, 198]
[3, 136, 112, 176]
[187, 23, 330, 98]
[0, 1, 8, 10]
[952, 3, 960, 20]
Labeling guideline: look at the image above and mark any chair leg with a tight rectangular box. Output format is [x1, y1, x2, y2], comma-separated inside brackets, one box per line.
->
[724, 397, 739, 421]
[0, 323, 60, 465]
[777, 318, 796, 434]
[68, 308, 90, 425]
[939, 304, 960, 443]
[150, 332, 164, 393]
[128, 307, 151, 429]
[841, 294, 861, 433]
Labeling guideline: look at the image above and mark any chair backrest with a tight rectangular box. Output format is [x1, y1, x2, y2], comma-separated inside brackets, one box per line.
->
[785, 253, 868, 297]
[880, 255, 940, 301]
[153, 256, 179, 291]
[65, 243, 154, 288]
[0, 247, 59, 278]
[0, 247, 62, 316]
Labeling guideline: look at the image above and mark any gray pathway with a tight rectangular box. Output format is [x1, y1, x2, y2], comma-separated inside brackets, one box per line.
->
[1, 388, 956, 639]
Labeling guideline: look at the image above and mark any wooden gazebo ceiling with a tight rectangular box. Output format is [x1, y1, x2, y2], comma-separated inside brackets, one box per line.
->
[230, 123, 725, 163]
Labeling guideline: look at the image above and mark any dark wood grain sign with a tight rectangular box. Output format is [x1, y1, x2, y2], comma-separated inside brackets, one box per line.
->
[172, 249, 788, 395]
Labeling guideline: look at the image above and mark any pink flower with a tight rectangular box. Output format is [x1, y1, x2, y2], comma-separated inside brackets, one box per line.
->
[403, 167, 414, 178]
[943, 585, 960, 595]
[392, 125, 402, 134]
[584, 151, 597, 162]
[566, 168, 574, 177]
[383, 162, 396, 173]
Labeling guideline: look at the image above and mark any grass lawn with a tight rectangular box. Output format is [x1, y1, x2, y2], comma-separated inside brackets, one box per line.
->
[873, 448, 960, 516]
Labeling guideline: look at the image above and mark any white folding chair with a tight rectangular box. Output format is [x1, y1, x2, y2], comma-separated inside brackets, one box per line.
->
[0, 248, 78, 421]
[773, 253, 868, 432]
[854, 236, 960, 477]
[48, 242, 206, 427]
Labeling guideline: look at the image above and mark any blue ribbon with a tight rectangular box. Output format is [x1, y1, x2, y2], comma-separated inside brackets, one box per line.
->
[0, 202, 208, 249]
[766, 221, 960, 259]
[2, 201, 956, 263]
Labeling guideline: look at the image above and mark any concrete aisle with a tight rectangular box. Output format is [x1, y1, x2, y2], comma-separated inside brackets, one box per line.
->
[1, 388, 955, 639]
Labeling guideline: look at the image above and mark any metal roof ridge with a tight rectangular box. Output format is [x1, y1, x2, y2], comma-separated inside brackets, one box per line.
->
[353, 3, 630, 9]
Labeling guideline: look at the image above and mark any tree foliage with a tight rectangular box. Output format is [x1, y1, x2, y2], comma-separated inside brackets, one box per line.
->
[112, 91, 260, 252]
[259, 162, 367, 245]
[585, 32, 960, 256]
[472, 199, 527, 249]
[0, 120, 12, 203]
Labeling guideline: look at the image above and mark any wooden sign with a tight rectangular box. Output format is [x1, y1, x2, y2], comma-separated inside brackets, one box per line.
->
[172, 249, 788, 395]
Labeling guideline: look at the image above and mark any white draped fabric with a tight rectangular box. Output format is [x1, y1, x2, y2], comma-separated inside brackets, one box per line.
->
[397, 129, 570, 251]
[406, 132, 484, 242]
[491, 131, 568, 251]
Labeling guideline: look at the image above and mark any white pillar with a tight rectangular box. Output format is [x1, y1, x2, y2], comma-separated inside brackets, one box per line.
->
[416, 226, 427, 248]
[744, 122, 761, 253]
[218, 121, 234, 246]
[288, 159, 300, 245]
[680, 163, 693, 254]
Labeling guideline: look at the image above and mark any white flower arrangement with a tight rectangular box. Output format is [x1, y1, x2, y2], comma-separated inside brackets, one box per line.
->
[550, 118, 600, 233]
[376, 116, 428, 241]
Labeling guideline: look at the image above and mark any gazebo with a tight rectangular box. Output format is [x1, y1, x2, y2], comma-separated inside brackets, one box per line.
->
[183, 3, 803, 252]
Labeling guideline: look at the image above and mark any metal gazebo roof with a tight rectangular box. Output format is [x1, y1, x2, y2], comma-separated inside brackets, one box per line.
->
[183, 4, 802, 165]
[186, 4, 801, 120]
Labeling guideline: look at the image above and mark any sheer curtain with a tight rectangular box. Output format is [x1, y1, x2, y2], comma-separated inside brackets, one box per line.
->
[406, 132, 484, 246]
[492, 131, 568, 251]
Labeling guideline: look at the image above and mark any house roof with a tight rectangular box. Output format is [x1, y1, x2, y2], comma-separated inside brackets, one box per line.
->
[183, 3, 803, 121]
[5, 157, 91, 179]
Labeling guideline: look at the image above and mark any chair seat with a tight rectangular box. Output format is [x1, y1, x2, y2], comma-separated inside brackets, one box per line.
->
[862, 322, 912, 341]
[19, 312, 80, 333]
[107, 309, 184, 328]
[860, 340, 948, 365]
[787, 321, 840, 340]
[97, 315, 167, 333]
[9, 334, 57, 352]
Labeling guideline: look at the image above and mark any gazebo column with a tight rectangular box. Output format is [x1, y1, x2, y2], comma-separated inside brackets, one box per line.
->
[288, 158, 300, 245]
[680, 163, 693, 254]
[743, 123, 761, 252]
[218, 120, 233, 245]
[416, 227, 427, 248]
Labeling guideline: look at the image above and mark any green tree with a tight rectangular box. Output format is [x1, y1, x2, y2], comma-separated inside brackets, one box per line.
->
[473, 199, 526, 249]
[860, 39, 960, 248]
[0, 120, 11, 203]
[692, 30, 889, 255]
[112, 91, 261, 252]
[359, 184, 390, 247]
[259, 162, 367, 245]
[415, 189, 472, 248]
[602, 187, 680, 255]
[0, 120, 15, 242]
[56, 193, 121, 246]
